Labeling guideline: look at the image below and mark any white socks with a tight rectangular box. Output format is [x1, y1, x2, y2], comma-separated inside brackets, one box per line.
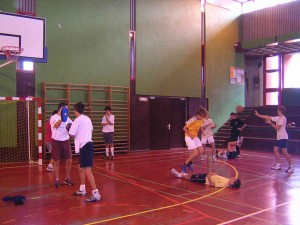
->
[92, 189, 100, 196]
[80, 184, 86, 191]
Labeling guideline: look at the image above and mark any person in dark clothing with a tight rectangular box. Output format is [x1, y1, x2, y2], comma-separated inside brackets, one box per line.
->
[229, 112, 246, 157]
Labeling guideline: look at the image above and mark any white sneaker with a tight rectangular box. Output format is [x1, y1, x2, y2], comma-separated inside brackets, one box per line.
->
[271, 164, 281, 170]
[237, 136, 244, 147]
[46, 165, 54, 172]
[211, 156, 217, 162]
[171, 168, 182, 178]
[286, 166, 294, 173]
[200, 155, 206, 161]
[236, 154, 242, 158]
[85, 194, 101, 202]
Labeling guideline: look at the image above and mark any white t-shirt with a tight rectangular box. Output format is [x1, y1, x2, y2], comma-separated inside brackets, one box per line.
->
[102, 114, 115, 133]
[69, 115, 93, 153]
[271, 116, 288, 140]
[202, 118, 215, 138]
[50, 114, 73, 141]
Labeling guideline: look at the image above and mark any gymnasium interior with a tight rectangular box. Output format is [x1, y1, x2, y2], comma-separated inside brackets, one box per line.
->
[0, 0, 300, 224]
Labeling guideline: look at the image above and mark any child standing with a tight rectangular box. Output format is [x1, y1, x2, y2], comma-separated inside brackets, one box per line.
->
[46, 110, 58, 172]
[69, 102, 101, 202]
[101, 106, 115, 160]
[201, 112, 218, 162]
[254, 106, 294, 173]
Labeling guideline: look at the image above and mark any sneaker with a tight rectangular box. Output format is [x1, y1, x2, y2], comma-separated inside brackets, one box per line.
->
[171, 168, 181, 178]
[271, 164, 281, 170]
[55, 180, 60, 188]
[73, 190, 87, 196]
[182, 164, 188, 174]
[103, 155, 109, 159]
[211, 156, 217, 162]
[236, 154, 242, 158]
[64, 178, 74, 186]
[85, 194, 101, 202]
[187, 161, 193, 172]
[46, 165, 54, 172]
[200, 155, 206, 161]
[110, 156, 114, 160]
[237, 136, 244, 147]
[285, 166, 294, 173]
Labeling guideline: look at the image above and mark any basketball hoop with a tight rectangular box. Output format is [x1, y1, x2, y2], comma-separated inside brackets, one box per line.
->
[0, 46, 24, 68]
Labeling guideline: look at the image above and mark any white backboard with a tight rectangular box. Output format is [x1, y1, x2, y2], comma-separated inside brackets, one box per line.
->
[0, 12, 47, 62]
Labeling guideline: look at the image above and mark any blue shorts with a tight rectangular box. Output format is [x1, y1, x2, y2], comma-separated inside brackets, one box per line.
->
[275, 139, 288, 148]
[103, 132, 114, 144]
[79, 142, 94, 168]
[190, 173, 207, 184]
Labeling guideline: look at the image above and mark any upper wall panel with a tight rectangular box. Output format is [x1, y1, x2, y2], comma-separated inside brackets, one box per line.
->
[136, 0, 202, 97]
[35, 0, 130, 96]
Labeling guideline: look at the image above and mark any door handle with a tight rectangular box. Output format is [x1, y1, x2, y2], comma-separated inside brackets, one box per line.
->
[167, 124, 170, 130]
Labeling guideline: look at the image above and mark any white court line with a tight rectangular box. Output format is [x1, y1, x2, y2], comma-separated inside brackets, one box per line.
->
[217, 201, 290, 225]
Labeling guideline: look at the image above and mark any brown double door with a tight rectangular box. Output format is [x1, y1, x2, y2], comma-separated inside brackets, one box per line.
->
[149, 97, 186, 150]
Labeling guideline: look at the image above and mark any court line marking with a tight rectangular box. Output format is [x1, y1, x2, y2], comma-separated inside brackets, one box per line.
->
[96, 155, 279, 220]
[2, 219, 16, 224]
[91, 169, 226, 224]
[96, 168, 267, 219]
[95, 159, 279, 225]
[96, 162, 288, 221]
[217, 201, 290, 225]
[84, 160, 237, 225]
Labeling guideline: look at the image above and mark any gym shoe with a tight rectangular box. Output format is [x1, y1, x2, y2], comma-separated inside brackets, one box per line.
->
[73, 190, 87, 196]
[271, 164, 281, 170]
[187, 161, 194, 172]
[85, 194, 101, 202]
[237, 136, 244, 147]
[236, 154, 242, 158]
[110, 156, 114, 160]
[171, 168, 181, 178]
[46, 165, 54, 172]
[64, 178, 74, 186]
[182, 164, 188, 174]
[285, 166, 294, 173]
[211, 156, 217, 162]
[55, 180, 60, 188]
[200, 155, 206, 161]
[103, 156, 109, 159]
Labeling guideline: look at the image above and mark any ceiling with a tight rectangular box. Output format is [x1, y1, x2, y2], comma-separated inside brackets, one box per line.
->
[207, 0, 252, 10]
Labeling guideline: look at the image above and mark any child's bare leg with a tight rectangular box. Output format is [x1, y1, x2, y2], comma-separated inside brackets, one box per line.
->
[282, 148, 292, 165]
[273, 147, 281, 164]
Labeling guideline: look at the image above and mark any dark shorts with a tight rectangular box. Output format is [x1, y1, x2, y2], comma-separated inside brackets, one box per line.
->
[79, 142, 94, 168]
[190, 173, 207, 184]
[103, 132, 114, 144]
[52, 140, 72, 161]
[275, 139, 288, 148]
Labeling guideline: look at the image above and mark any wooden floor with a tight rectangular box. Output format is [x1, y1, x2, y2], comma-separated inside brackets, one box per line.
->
[0, 148, 300, 225]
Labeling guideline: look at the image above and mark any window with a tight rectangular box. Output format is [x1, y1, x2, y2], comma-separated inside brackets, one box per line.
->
[17, 61, 34, 71]
[284, 53, 300, 88]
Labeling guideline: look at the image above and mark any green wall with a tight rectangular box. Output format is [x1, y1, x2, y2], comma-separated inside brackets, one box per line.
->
[35, 0, 130, 97]
[206, 4, 244, 128]
[136, 0, 202, 97]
